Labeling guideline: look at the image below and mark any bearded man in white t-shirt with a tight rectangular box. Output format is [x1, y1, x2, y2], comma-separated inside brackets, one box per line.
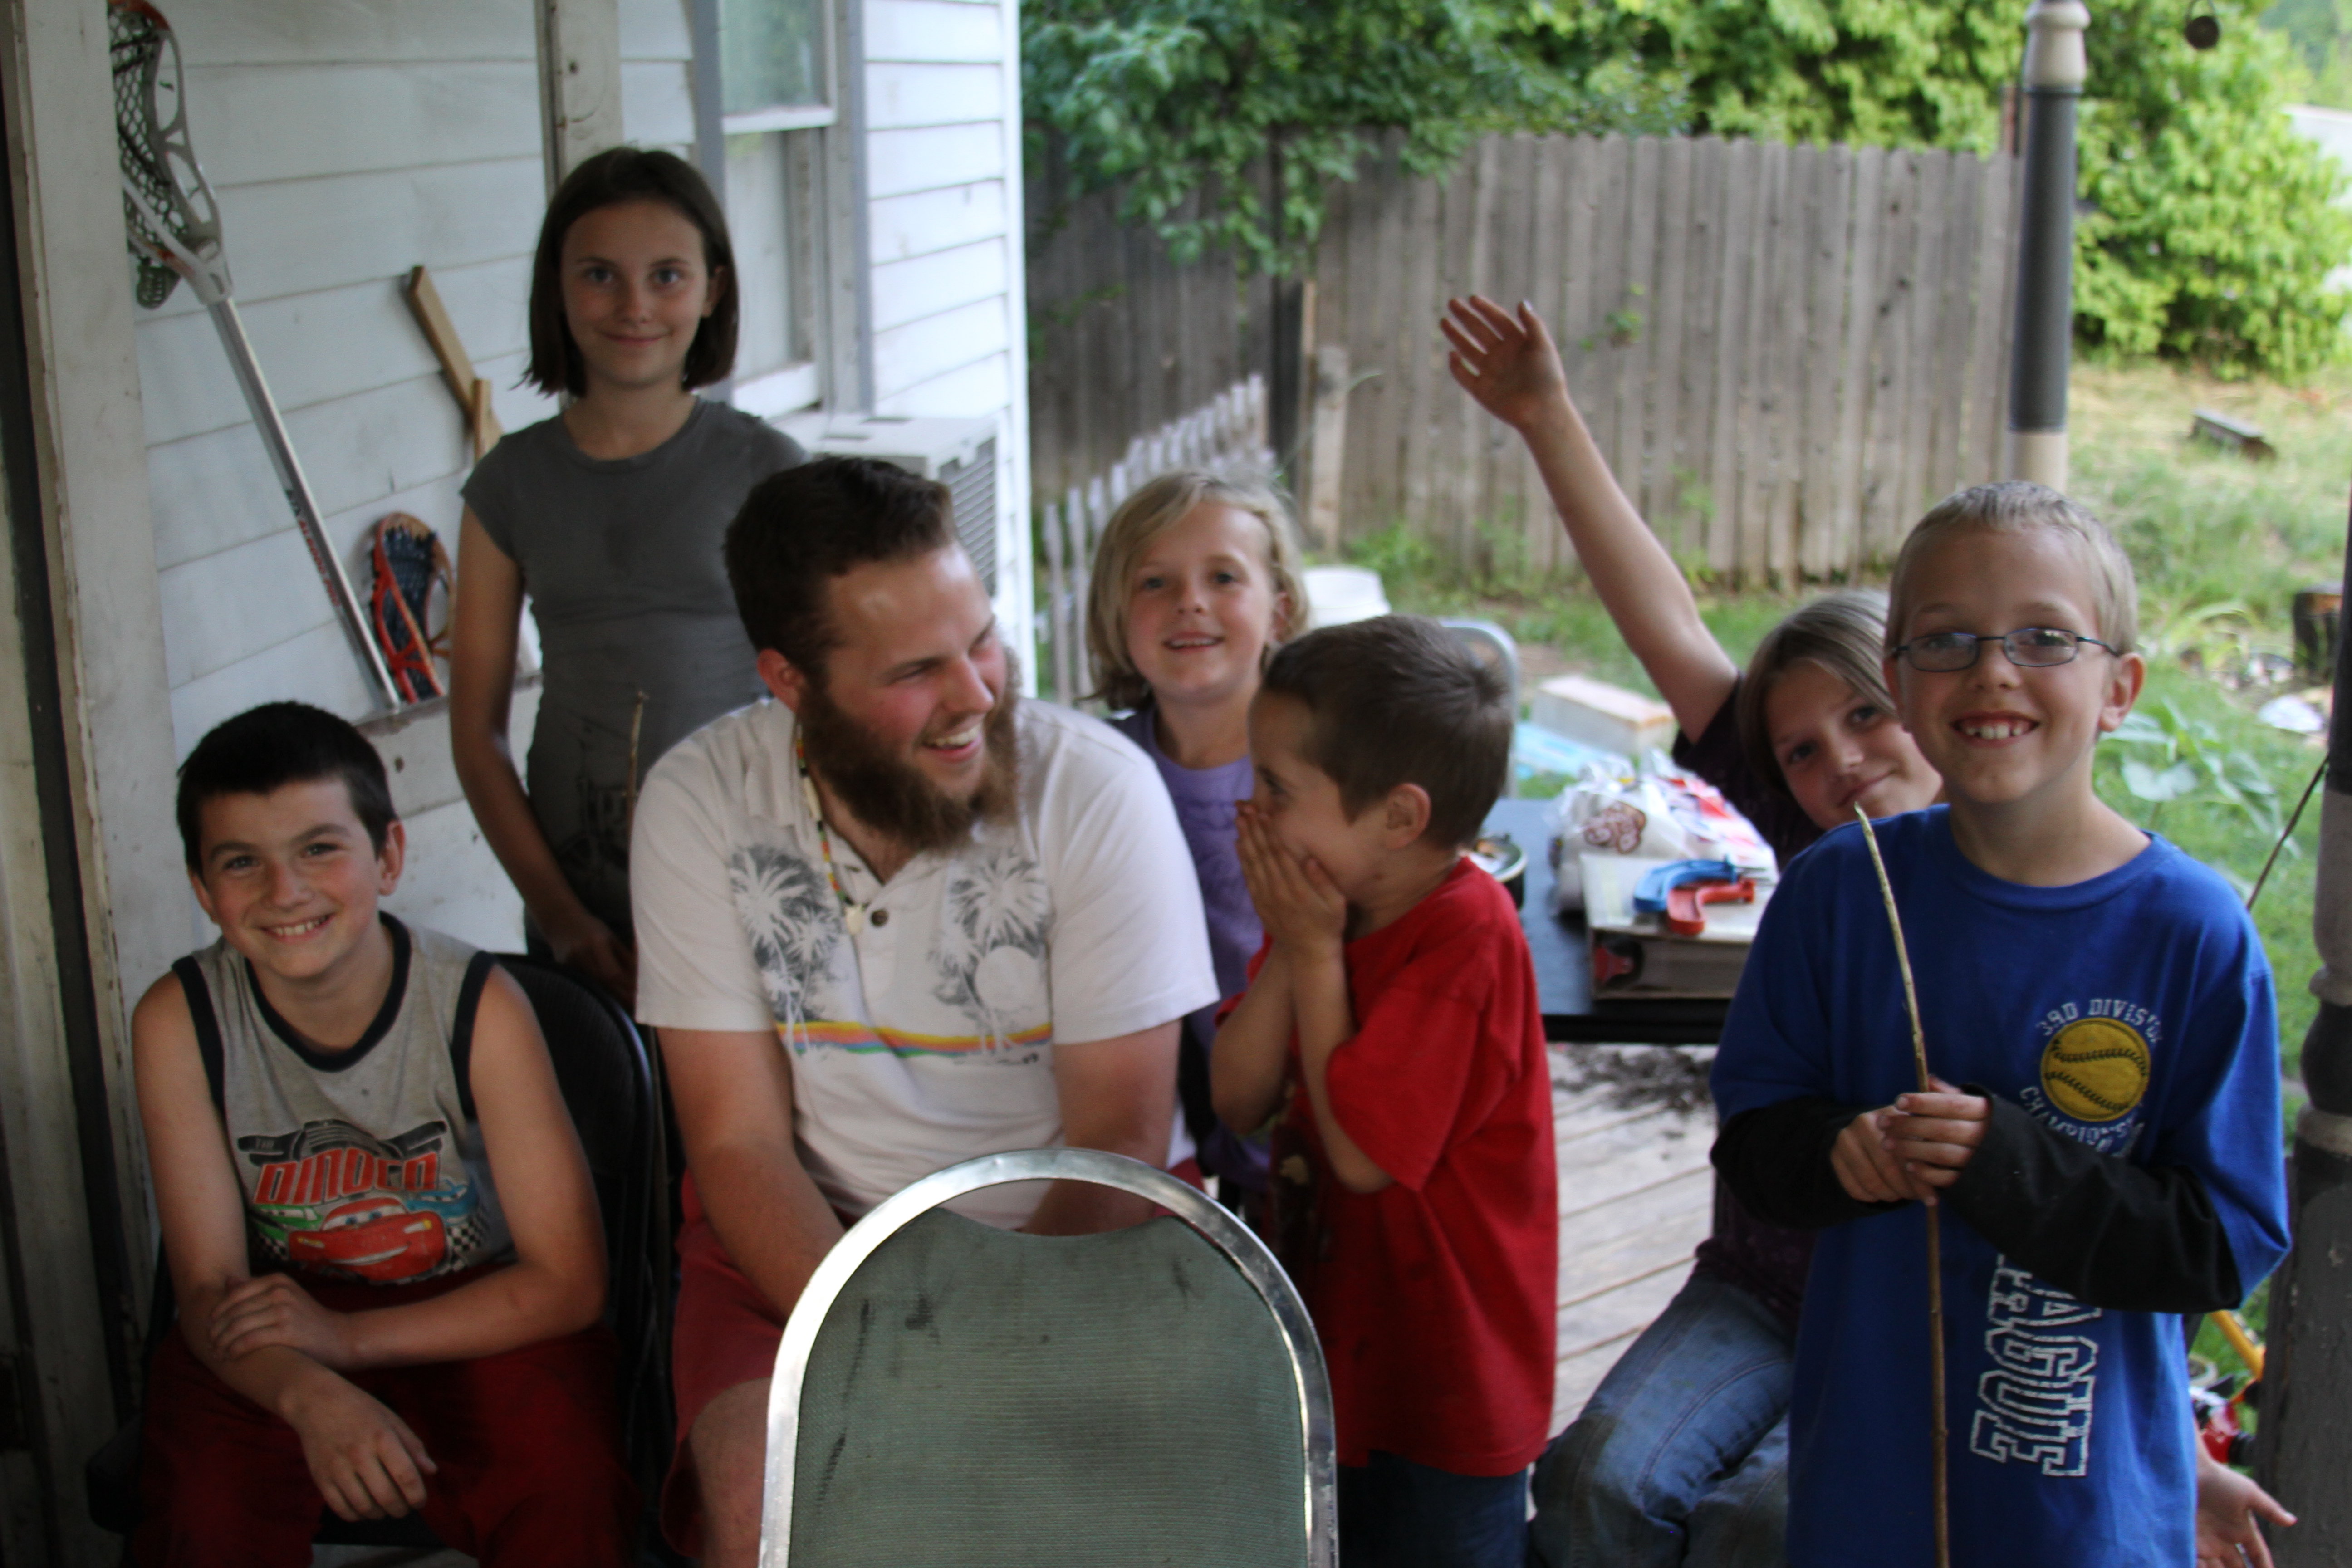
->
[630, 455, 1217, 1566]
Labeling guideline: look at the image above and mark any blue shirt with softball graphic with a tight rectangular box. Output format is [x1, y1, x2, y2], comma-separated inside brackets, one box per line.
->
[1712, 807, 2288, 1568]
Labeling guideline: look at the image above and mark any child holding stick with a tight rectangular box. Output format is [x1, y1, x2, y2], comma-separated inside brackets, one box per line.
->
[1214, 616, 1555, 1567]
[1446, 294, 2285, 1568]
[1446, 290, 1938, 1567]
[1709, 484, 2291, 1565]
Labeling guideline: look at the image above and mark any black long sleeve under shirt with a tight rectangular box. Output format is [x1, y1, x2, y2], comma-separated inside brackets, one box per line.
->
[1711, 1087, 2242, 1313]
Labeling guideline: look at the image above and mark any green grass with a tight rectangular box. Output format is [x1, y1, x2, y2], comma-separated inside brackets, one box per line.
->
[1351, 357, 2352, 1099]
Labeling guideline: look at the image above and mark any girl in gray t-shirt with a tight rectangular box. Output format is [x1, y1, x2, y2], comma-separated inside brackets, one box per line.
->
[451, 149, 800, 1005]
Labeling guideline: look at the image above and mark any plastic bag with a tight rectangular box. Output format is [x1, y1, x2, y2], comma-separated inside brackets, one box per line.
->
[1547, 752, 1776, 913]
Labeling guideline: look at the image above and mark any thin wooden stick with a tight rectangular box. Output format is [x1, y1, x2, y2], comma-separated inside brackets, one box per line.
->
[1853, 804, 1950, 1568]
[623, 689, 647, 845]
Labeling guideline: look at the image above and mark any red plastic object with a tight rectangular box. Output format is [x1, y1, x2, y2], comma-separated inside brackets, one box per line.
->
[1663, 877, 1755, 936]
[2196, 1390, 2254, 1466]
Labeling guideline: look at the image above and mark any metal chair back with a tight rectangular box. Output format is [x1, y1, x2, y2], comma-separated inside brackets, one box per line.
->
[758, 1148, 1336, 1568]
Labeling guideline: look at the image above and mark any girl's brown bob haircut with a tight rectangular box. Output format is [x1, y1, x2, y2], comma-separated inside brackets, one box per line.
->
[1735, 588, 1899, 800]
[525, 146, 738, 397]
[1083, 470, 1308, 711]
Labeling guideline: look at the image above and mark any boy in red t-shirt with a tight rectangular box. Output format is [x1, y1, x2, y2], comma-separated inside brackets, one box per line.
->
[1213, 615, 1556, 1567]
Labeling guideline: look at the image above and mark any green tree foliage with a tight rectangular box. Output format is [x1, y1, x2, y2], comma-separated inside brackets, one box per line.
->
[1022, 0, 1610, 273]
[2263, 0, 2352, 108]
[2074, 0, 2351, 375]
[1503, 0, 2012, 152]
[1509, 0, 2352, 376]
[1027, 0, 2352, 372]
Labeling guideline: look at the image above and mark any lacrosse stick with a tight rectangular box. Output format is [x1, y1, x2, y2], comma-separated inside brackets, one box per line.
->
[110, 0, 400, 710]
[1852, 805, 1950, 1568]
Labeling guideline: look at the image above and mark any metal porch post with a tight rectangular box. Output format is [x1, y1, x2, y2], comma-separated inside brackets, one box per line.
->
[2004, 0, 2087, 491]
[2258, 484, 2352, 1563]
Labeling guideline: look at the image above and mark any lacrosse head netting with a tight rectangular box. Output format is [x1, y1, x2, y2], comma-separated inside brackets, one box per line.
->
[110, 0, 228, 308]
[370, 514, 453, 704]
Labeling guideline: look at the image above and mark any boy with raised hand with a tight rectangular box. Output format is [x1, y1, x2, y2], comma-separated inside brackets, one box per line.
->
[130, 702, 635, 1566]
[1710, 483, 2291, 1566]
[1213, 616, 1556, 1568]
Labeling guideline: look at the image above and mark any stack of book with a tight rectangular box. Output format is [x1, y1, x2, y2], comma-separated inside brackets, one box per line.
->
[1583, 853, 1771, 999]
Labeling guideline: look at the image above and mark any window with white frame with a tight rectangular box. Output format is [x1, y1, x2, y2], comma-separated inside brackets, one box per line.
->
[714, 0, 833, 417]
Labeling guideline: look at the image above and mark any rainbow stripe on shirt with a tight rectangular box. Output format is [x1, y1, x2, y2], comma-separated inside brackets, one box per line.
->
[779, 1019, 1055, 1058]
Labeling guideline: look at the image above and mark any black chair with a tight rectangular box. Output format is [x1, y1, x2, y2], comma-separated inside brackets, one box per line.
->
[86, 955, 674, 1559]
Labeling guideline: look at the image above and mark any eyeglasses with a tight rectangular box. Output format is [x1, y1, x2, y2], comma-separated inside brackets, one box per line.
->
[1891, 627, 2120, 672]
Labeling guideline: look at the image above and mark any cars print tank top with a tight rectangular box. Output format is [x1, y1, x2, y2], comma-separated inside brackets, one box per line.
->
[173, 917, 514, 1284]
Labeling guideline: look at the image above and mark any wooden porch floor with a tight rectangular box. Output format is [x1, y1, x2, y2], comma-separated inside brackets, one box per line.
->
[1548, 1044, 1718, 1435]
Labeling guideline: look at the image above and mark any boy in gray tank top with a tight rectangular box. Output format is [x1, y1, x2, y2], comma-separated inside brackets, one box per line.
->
[128, 703, 636, 1566]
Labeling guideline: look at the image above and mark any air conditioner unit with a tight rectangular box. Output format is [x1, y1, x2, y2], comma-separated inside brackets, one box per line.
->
[775, 412, 1003, 594]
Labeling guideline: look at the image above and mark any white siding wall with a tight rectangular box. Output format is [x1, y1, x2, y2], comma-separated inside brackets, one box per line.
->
[133, 0, 1031, 947]
[138, 0, 697, 951]
[860, 0, 1034, 669]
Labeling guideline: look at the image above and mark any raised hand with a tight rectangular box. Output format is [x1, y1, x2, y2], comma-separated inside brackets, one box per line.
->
[1443, 295, 1572, 434]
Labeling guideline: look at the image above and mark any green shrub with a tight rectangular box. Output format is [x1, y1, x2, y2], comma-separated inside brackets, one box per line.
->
[2075, 0, 2352, 377]
[1505, 0, 2352, 377]
[1022, 0, 1602, 274]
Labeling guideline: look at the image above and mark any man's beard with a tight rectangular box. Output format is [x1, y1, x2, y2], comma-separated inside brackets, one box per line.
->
[797, 679, 1021, 856]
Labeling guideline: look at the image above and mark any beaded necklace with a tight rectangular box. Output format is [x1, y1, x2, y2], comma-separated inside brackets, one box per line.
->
[795, 734, 869, 934]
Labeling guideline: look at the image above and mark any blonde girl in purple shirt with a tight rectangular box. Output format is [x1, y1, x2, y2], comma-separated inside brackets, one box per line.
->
[1084, 472, 1308, 1195]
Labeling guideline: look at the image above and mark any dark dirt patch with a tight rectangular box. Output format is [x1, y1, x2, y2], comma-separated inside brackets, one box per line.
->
[1553, 1044, 1715, 1115]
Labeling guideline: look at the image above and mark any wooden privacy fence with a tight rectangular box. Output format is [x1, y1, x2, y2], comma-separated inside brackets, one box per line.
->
[1026, 141, 1282, 514]
[1028, 132, 2023, 585]
[1035, 377, 1273, 704]
[1312, 133, 2020, 581]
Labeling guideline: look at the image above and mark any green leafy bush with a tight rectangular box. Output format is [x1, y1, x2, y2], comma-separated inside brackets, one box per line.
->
[1027, 0, 2352, 372]
[1501, 0, 2012, 152]
[1022, 0, 1596, 273]
[2075, 0, 2352, 376]
[2109, 702, 2289, 855]
[2264, 0, 2352, 108]
[1509, 0, 2352, 377]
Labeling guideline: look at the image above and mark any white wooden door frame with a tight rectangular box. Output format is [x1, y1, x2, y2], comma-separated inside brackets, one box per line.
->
[0, 0, 186, 1559]
[538, 0, 624, 191]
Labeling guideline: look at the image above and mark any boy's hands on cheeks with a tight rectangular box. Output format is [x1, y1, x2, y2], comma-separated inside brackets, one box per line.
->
[1833, 1078, 1989, 1206]
[279, 1368, 437, 1521]
[210, 1271, 360, 1368]
[1236, 801, 1348, 958]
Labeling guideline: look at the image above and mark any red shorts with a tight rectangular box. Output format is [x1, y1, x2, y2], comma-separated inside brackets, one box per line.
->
[134, 1264, 637, 1568]
[662, 1173, 793, 1555]
[662, 1159, 1205, 1555]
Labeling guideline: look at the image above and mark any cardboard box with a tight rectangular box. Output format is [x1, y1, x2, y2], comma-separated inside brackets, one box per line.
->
[1529, 674, 1677, 759]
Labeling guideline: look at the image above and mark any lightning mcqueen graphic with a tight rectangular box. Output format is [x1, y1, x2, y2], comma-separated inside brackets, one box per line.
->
[287, 1194, 448, 1282]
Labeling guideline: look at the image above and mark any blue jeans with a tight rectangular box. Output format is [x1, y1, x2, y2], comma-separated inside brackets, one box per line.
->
[1338, 1450, 1528, 1568]
[1529, 1272, 1793, 1568]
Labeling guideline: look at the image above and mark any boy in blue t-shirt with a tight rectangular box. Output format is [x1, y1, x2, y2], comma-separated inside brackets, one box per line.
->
[1710, 482, 2290, 1567]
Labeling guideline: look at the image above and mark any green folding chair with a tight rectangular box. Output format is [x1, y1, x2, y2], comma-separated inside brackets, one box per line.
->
[758, 1148, 1336, 1568]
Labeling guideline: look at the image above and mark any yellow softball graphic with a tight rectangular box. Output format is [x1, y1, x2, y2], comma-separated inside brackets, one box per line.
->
[2039, 1017, 2151, 1123]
